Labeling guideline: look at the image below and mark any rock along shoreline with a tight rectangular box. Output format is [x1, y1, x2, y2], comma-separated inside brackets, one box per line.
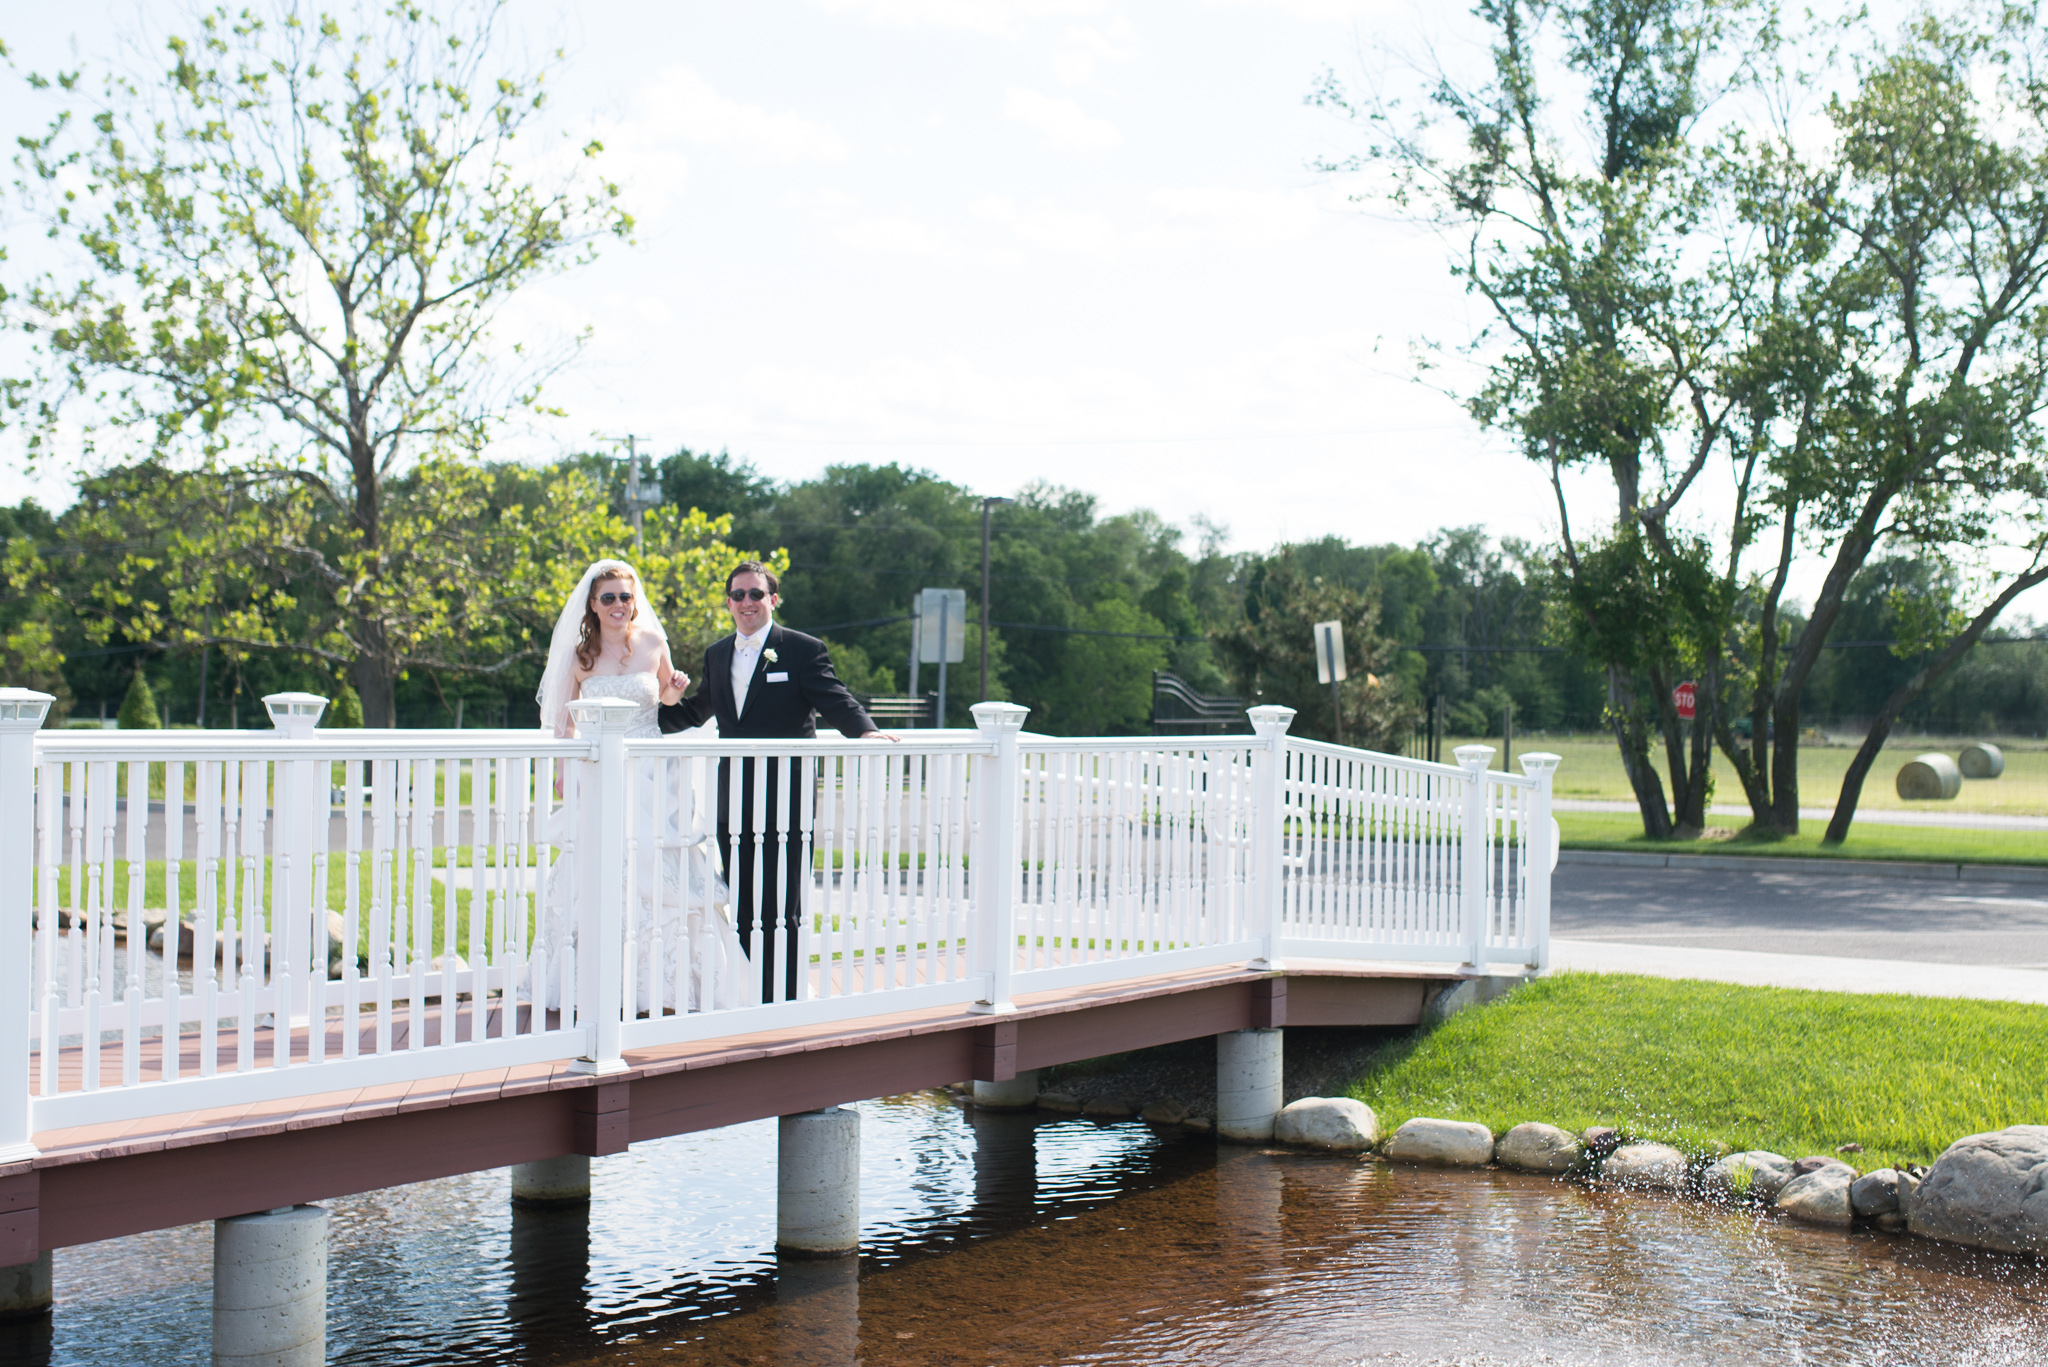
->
[963, 1085, 2048, 1260]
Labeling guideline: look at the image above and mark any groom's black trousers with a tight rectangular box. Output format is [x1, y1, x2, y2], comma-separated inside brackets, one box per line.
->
[716, 756, 806, 1003]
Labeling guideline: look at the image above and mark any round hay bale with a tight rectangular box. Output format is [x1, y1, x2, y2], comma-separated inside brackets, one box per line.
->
[1896, 753, 1962, 801]
[1958, 743, 2006, 779]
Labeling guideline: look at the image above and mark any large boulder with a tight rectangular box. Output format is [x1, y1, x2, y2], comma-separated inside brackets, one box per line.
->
[1274, 1098, 1379, 1152]
[1602, 1142, 1689, 1192]
[1910, 1126, 2048, 1255]
[1777, 1166, 1854, 1226]
[1850, 1168, 1900, 1217]
[1701, 1151, 1793, 1203]
[1384, 1117, 1495, 1167]
[1495, 1122, 1582, 1174]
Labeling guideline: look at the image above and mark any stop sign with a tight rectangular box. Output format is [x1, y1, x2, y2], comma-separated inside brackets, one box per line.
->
[1673, 681, 1697, 720]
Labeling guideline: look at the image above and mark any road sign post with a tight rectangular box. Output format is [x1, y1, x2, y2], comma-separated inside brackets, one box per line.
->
[918, 588, 967, 726]
[1313, 619, 1347, 746]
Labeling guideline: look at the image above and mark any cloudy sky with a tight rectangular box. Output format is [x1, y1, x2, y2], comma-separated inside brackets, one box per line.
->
[0, 0, 1547, 557]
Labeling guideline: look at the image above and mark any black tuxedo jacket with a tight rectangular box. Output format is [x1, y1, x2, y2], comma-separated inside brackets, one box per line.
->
[656, 623, 874, 740]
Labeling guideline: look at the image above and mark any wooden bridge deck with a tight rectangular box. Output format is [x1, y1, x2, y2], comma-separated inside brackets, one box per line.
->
[1, 959, 1468, 1261]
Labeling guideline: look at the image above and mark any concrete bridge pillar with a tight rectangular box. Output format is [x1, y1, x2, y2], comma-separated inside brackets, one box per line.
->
[0, 1253, 52, 1320]
[511, 1155, 592, 1207]
[1216, 1027, 1283, 1143]
[777, 1107, 861, 1257]
[212, 1205, 327, 1367]
[971, 1069, 1040, 1110]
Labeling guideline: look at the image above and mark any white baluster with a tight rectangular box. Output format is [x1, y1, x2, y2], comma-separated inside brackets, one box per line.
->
[0, 688, 54, 1162]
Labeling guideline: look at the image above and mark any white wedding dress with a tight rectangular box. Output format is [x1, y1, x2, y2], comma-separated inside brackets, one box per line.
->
[533, 672, 759, 1014]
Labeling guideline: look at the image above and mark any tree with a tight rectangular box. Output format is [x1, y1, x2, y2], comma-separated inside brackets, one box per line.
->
[1214, 555, 1416, 749]
[1717, 11, 2048, 839]
[117, 668, 161, 730]
[4, 1, 632, 724]
[1319, 0, 1762, 835]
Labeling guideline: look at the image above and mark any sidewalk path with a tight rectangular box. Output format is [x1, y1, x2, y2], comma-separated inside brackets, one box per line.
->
[1553, 797, 2048, 831]
[1551, 938, 2048, 1006]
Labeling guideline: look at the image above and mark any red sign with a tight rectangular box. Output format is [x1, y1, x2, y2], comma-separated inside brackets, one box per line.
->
[1673, 681, 1698, 721]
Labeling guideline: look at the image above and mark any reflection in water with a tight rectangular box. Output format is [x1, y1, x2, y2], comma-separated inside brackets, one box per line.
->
[35, 1093, 2048, 1366]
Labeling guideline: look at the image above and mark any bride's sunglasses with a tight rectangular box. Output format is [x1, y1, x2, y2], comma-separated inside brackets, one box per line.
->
[596, 591, 635, 606]
[727, 588, 770, 602]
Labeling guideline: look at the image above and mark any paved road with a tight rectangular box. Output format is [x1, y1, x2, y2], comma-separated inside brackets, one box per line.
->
[1554, 797, 2048, 830]
[1552, 862, 2048, 968]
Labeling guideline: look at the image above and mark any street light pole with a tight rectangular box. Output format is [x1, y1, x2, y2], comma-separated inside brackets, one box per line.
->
[980, 495, 1012, 703]
[603, 433, 654, 552]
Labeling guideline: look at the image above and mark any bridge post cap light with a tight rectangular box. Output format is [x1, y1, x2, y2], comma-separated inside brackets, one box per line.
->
[1519, 752, 1563, 776]
[1453, 744, 1496, 771]
[263, 692, 329, 735]
[566, 696, 642, 731]
[970, 701, 1030, 730]
[0, 688, 56, 728]
[1246, 704, 1296, 736]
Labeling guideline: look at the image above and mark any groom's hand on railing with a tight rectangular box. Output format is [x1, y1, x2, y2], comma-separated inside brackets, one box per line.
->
[861, 729, 899, 742]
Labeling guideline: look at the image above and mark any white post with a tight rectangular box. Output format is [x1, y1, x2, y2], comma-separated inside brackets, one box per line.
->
[972, 1070, 1039, 1110]
[1454, 744, 1495, 970]
[264, 694, 328, 1034]
[569, 697, 636, 1075]
[969, 702, 1028, 1015]
[213, 1205, 327, 1367]
[511, 1154, 592, 1207]
[1520, 752, 1561, 973]
[0, 689, 53, 1165]
[777, 1107, 861, 1257]
[1245, 705, 1295, 971]
[1216, 1027, 1283, 1143]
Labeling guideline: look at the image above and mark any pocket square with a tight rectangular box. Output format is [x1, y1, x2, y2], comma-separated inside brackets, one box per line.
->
[765, 671, 789, 682]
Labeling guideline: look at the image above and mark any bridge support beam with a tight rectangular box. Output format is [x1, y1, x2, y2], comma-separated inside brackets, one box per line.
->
[213, 1205, 327, 1367]
[0, 1253, 51, 1321]
[1216, 1027, 1283, 1143]
[511, 1155, 592, 1207]
[971, 1070, 1040, 1110]
[777, 1107, 860, 1257]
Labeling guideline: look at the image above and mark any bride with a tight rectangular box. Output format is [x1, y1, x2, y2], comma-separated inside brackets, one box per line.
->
[533, 560, 758, 1014]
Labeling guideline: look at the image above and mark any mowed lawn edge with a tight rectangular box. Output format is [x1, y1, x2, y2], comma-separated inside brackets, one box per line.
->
[1556, 810, 2048, 867]
[1340, 973, 2048, 1173]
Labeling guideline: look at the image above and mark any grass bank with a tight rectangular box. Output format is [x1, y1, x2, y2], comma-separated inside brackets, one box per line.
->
[1556, 810, 2048, 865]
[1342, 973, 2048, 1173]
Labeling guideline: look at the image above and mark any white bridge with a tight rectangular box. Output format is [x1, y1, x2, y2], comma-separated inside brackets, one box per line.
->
[0, 688, 1558, 1159]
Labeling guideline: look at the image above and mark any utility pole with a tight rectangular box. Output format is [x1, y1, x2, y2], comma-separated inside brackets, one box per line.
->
[603, 434, 658, 552]
[980, 495, 1013, 702]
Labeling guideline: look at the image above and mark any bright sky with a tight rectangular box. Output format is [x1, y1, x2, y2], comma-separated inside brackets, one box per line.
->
[2, 0, 2039, 621]
[0, 0, 1539, 556]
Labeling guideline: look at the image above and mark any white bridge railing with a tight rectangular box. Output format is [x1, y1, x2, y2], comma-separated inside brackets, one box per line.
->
[0, 688, 1556, 1156]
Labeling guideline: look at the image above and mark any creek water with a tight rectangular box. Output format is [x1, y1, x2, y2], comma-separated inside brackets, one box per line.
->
[9, 1092, 2045, 1366]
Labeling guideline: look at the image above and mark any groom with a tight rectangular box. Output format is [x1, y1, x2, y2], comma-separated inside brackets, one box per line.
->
[657, 561, 888, 1001]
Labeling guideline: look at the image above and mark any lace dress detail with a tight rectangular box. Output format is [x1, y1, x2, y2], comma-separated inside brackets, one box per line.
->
[574, 670, 664, 738]
[527, 670, 756, 1014]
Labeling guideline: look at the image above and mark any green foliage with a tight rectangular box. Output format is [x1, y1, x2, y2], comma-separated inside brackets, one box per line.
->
[1214, 553, 1417, 747]
[326, 683, 364, 729]
[116, 669, 160, 730]
[1346, 973, 2048, 1170]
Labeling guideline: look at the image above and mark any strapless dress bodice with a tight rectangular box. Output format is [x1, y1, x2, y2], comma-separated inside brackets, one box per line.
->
[578, 671, 663, 737]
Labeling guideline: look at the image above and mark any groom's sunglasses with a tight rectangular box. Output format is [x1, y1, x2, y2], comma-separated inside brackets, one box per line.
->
[727, 588, 770, 602]
[597, 591, 635, 606]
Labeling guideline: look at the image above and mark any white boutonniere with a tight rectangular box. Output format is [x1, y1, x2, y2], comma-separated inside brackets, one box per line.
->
[763, 648, 779, 664]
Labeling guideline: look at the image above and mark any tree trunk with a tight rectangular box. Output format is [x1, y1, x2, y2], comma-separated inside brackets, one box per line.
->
[1609, 667, 1673, 838]
[1768, 687, 1801, 834]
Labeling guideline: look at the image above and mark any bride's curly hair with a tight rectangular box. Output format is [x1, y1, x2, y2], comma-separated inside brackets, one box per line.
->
[575, 562, 639, 670]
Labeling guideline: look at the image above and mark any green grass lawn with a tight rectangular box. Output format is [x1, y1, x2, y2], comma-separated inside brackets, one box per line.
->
[1479, 733, 2048, 816]
[1556, 809, 2048, 865]
[1344, 973, 2048, 1172]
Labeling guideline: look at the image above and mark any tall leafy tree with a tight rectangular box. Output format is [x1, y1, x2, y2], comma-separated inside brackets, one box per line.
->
[3, 1, 632, 723]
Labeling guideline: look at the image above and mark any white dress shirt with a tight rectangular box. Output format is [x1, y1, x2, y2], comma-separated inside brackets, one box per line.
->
[730, 623, 771, 715]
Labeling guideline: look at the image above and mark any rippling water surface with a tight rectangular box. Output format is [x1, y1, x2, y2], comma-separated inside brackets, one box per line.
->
[11, 1093, 2046, 1366]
